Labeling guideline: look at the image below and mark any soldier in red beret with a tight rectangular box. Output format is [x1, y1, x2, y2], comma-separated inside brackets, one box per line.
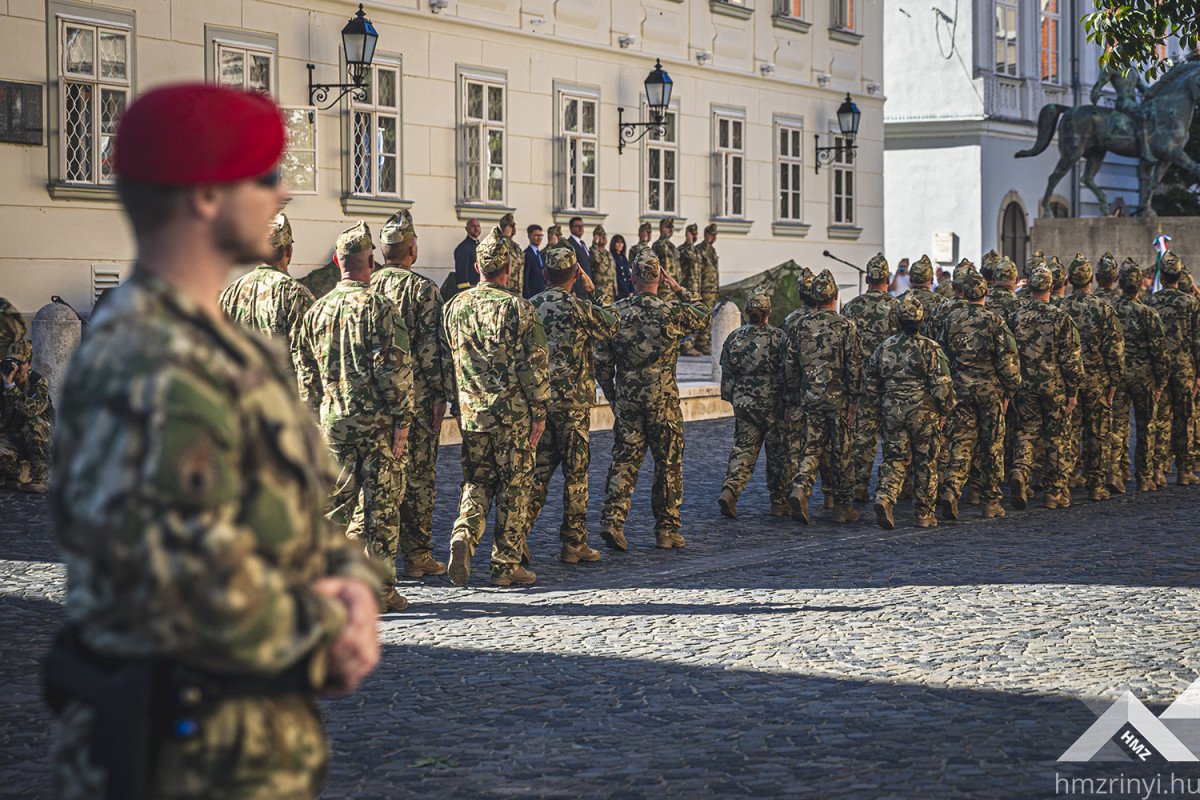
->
[45, 84, 382, 799]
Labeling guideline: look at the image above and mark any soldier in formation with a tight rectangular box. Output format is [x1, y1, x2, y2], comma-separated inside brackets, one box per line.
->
[651, 217, 683, 298]
[692, 224, 721, 355]
[1144, 253, 1200, 486]
[0, 340, 52, 492]
[590, 225, 618, 306]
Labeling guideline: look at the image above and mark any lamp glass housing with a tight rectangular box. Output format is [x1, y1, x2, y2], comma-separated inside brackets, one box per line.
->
[342, 4, 379, 71]
[836, 93, 861, 137]
[644, 58, 673, 120]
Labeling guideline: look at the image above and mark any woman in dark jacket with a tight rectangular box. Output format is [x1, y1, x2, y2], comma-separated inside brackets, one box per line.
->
[610, 234, 635, 300]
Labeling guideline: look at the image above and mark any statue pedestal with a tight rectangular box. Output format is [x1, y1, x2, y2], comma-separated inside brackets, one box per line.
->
[1030, 217, 1200, 269]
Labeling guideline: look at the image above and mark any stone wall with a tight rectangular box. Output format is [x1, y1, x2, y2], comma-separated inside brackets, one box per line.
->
[1030, 217, 1200, 269]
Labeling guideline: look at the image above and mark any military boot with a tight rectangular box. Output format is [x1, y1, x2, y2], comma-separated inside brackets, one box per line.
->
[1178, 469, 1198, 486]
[448, 535, 472, 587]
[981, 502, 1005, 519]
[1069, 471, 1084, 489]
[1009, 473, 1028, 510]
[1106, 473, 1126, 494]
[873, 499, 895, 531]
[823, 493, 835, 509]
[770, 500, 789, 517]
[964, 487, 981, 506]
[1137, 475, 1156, 493]
[854, 484, 870, 503]
[380, 587, 410, 613]
[560, 542, 601, 564]
[1087, 486, 1108, 502]
[915, 515, 938, 528]
[600, 526, 628, 552]
[718, 488, 738, 519]
[402, 553, 448, 578]
[655, 530, 685, 549]
[831, 503, 860, 523]
[490, 566, 537, 587]
[938, 489, 959, 521]
[788, 485, 811, 525]
[1155, 469, 1168, 488]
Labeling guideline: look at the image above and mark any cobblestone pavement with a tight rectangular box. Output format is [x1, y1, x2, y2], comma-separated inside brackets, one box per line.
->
[2, 417, 1199, 798]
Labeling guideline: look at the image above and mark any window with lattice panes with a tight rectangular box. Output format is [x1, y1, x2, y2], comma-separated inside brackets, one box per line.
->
[646, 109, 678, 215]
[281, 107, 317, 194]
[215, 43, 273, 93]
[994, 0, 1019, 76]
[459, 76, 506, 204]
[351, 63, 402, 198]
[777, 123, 804, 222]
[831, 134, 855, 225]
[558, 93, 598, 212]
[715, 114, 745, 218]
[59, 19, 129, 184]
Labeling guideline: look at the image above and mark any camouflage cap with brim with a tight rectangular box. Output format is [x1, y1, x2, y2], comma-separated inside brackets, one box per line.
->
[1067, 252, 1093, 287]
[994, 256, 1019, 283]
[895, 294, 924, 324]
[6, 340, 32, 363]
[593, 224, 607, 237]
[909, 255, 934, 284]
[747, 287, 772, 311]
[632, 249, 663, 282]
[379, 209, 416, 245]
[545, 243, 578, 274]
[335, 220, 372, 257]
[1160, 251, 1185, 277]
[268, 213, 293, 250]
[810, 269, 838, 305]
[865, 252, 889, 282]
[1095, 251, 1119, 282]
[1118, 258, 1142, 291]
[499, 212, 516, 229]
[638, 221, 653, 235]
[685, 223, 698, 235]
[660, 217, 675, 229]
[547, 224, 563, 237]
[1027, 264, 1053, 292]
[476, 225, 512, 275]
[704, 223, 718, 236]
[1049, 256, 1067, 289]
[962, 270, 988, 301]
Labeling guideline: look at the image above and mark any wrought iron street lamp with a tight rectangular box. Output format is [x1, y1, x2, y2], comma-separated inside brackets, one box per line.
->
[307, 4, 379, 110]
[618, 58, 674, 154]
[814, 93, 861, 174]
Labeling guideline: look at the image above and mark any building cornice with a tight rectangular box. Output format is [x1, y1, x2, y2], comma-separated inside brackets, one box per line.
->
[884, 116, 1039, 146]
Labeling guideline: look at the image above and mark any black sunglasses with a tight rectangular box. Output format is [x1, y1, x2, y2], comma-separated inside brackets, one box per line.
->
[254, 169, 282, 188]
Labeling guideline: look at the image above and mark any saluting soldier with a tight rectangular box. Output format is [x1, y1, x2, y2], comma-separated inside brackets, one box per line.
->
[629, 221, 653, 267]
[651, 216, 683, 299]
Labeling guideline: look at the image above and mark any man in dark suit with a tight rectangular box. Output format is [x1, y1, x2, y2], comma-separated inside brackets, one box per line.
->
[453, 218, 482, 291]
[566, 216, 594, 298]
[523, 224, 546, 299]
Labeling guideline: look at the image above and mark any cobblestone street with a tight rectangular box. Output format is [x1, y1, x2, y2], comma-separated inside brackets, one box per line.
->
[2, 417, 1199, 798]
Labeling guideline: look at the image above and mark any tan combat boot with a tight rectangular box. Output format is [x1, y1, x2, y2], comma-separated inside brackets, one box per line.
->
[1178, 469, 1198, 486]
[1087, 486, 1108, 502]
[655, 530, 685, 549]
[770, 500, 789, 517]
[718, 487, 738, 519]
[600, 526, 628, 552]
[490, 566, 537, 587]
[1156, 469, 1168, 488]
[981, 502, 1005, 519]
[1137, 475, 1156, 493]
[380, 587, 410, 613]
[873, 498, 895, 531]
[402, 553, 448, 578]
[560, 542, 602, 564]
[938, 489, 959, 521]
[823, 493, 835, 509]
[831, 503, 860, 524]
[788, 485, 811, 525]
[448, 535, 472, 587]
[1106, 473, 1126, 494]
[915, 515, 938, 528]
[964, 487, 981, 506]
[1009, 473, 1028, 510]
[854, 485, 870, 503]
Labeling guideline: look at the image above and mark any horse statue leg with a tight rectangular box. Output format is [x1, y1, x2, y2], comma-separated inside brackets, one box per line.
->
[1040, 154, 1078, 217]
[1138, 160, 1171, 217]
[1080, 149, 1110, 215]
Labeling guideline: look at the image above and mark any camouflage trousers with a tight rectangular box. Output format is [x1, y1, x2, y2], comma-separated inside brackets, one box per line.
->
[791, 402, 854, 505]
[54, 694, 327, 800]
[1010, 386, 1072, 496]
[722, 406, 789, 505]
[452, 427, 534, 578]
[1066, 382, 1113, 490]
[943, 392, 1006, 504]
[1111, 371, 1157, 481]
[329, 429, 405, 588]
[1150, 364, 1195, 474]
[0, 419, 50, 486]
[601, 400, 685, 535]
[398, 412, 441, 562]
[851, 399, 882, 491]
[528, 406, 593, 546]
[876, 403, 941, 519]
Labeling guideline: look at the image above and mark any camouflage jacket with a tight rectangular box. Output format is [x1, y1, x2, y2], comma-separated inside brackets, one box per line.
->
[370, 265, 451, 412]
[0, 296, 25, 353]
[937, 303, 1021, 401]
[865, 332, 955, 417]
[840, 289, 898, 362]
[719, 323, 788, 413]
[934, 281, 955, 299]
[1145, 288, 1200, 373]
[1, 370, 52, 436]
[51, 269, 378, 677]
[652, 236, 682, 297]
[590, 246, 618, 306]
[297, 261, 340, 300]
[693, 241, 720, 295]
[1058, 290, 1126, 387]
[1094, 287, 1122, 309]
[985, 287, 1021, 322]
[900, 287, 948, 333]
[596, 289, 709, 407]
[441, 282, 550, 431]
[1007, 300, 1085, 398]
[628, 241, 651, 267]
[506, 239, 525, 297]
[784, 308, 863, 412]
[1113, 296, 1168, 388]
[530, 286, 619, 411]
[219, 264, 315, 377]
[297, 280, 414, 441]
[678, 241, 698, 292]
[927, 297, 966, 344]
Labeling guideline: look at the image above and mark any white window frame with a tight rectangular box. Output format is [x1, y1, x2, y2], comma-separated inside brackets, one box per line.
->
[457, 67, 507, 206]
[994, 0, 1019, 77]
[54, 14, 131, 186]
[554, 84, 600, 213]
[1039, 0, 1060, 84]
[280, 106, 318, 195]
[643, 104, 680, 216]
[214, 42, 274, 93]
[204, 26, 278, 96]
[712, 108, 747, 219]
[830, 127, 855, 226]
[349, 59, 403, 199]
[831, 0, 855, 31]
[775, 117, 804, 223]
[776, 0, 805, 18]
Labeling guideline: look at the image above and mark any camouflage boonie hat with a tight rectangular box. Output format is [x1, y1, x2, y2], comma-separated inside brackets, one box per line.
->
[1067, 253, 1093, 287]
[638, 221, 652, 235]
[476, 225, 512, 275]
[593, 224, 607, 238]
[1160, 251, 1184, 278]
[660, 216, 675, 229]
[747, 288, 772, 311]
[952, 258, 976, 285]
[1095, 251, 1119, 283]
[1048, 256, 1067, 289]
[499, 212, 516, 230]
[267, 213, 293, 250]
[795, 266, 815, 302]
[6, 340, 32, 364]
[547, 224, 563, 237]
[704, 223, 718, 236]
[909, 255, 934, 284]
[865, 252, 889, 282]
[810, 269, 838, 305]
[685, 223, 698, 236]
[994, 256, 1018, 283]
[1024, 250, 1046, 278]
[895, 294, 924, 325]
[962, 271, 988, 302]
[632, 249, 663, 282]
[379, 209, 415, 245]
[544, 243, 578, 274]
[335, 220, 372, 256]
[1027, 264, 1053, 293]
[1118, 258, 1142, 292]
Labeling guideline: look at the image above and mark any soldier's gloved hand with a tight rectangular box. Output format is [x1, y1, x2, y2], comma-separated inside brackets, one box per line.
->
[392, 425, 410, 460]
[530, 419, 546, 449]
[660, 268, 682, 294]
[315, 577, 381, 696]
[1065, 396, 1078, 415]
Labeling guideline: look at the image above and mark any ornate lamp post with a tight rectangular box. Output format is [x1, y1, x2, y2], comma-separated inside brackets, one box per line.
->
[814, 93, 861, 174]
[617, 59, 674, 154]
[307, 4, 379, 110]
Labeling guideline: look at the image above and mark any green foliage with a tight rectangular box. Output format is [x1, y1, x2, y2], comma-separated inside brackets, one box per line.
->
[1151, 109, 1200, 216]
[1083, 1, 1200, 79]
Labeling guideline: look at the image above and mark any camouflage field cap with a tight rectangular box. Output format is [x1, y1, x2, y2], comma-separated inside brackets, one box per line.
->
[981, 249, 1001, 273]
[685, 223, 698, 236]
[379, 209, 415, 245]
[952, 258, 976, 285]
[476, 225, 512, 275]
[1160, 251, 1184, 278]
[6, 340, 32, 364]
[1024, 250, 1046, 277]
[1095, 251, 1119, 283]
[994, 256, 1019, 284]
[1180, 270, 1194, 292]
[335, 220, 372, 257]
[1118, 258, 1142, 292]
[795, 265, 815, 302]
[499, 212, 516, 230]
[747, 287, 772, 311]
[638, 221, 653, 235]
[632, 249, 663, 282]
[962, 270, 988, 301]
[704, 223, 718, 237]
[660, 216, 675, 229]
[547, 224, 563, 237]
[1027, 264, 1053, 293]
[1067, 253, 1093, 287]
[593, 224, 607, 238]
[895, 294, 924, 325]
[544, 242, 578, 274]
[909, 255, 934, 284]
[267, 213, 293, 250]
[865, 252, 889, 282]
[810, 269, 838, 304]
[1048, 256, 1067, 289]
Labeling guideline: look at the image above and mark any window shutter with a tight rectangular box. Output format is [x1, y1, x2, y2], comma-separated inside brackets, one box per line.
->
[554, 137, 568, 211]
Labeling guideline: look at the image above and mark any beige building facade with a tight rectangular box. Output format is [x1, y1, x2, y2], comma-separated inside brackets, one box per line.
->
[0, 0, 883, 317]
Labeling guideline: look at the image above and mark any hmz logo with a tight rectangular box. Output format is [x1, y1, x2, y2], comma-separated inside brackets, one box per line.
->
[1059, 680, 1200, 763]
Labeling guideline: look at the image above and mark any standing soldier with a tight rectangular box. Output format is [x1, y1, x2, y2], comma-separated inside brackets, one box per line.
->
[1048, 256, 1069, 303]
[219, 212, 315, 379]
[597, 250, 709, 550]
[544, 224, 563, 253]
[980, 249, 1001, 285]
[629, 221, 653, 266]
[678, 224, 700, 355]
[693, 223, 722, 355]
[786, 270, 863, 525]
[500, 213, 524, 298]
[48, 84, 381, 798]
[1094, 252, 1122, 307]
[782, 266, 818, 503]
[718, 288, 790, 518]
[590, 225, 617, 306]
[900, 255, 948, 331]
[0, 297, 26, 355]
[651, 217, 683, 299]
[986, 256, 1022, 322]
[526, 245, 618, 563]
[1007, 265, 1084, 509]
[867, 296, 956, 529]
[841, 253, 898, 501]
[1058, 254, 1126, 500]
[0, 340, 52, 492]
[1016, 251, 1047, 304]
[442, 226, 550, 587]
[298, 221, 414, 612]
[370, 210, 450, 580]
[937, 271, 1021, 519]
[298, 258, 342, 301]
[1144, 252, 1200, 485]
[1111, 259, 1168, 491]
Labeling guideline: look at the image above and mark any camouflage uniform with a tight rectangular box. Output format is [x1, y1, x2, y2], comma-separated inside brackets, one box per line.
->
[51, 269, 381, 799]
[500, 213, 524, 298]
[1144, 253, 1200, 481]
[0, 341, 53, 490]
[899, 255, 949, 333]
[598, 250, 709, 544]
[1058, 255, 1126, 494]
[527, 247, 619, 553]
[1007, 266, 1085, 504]
[781, 267, 817, 483]
[0, 296, 26, 353]
[934, 279, 955, 299]
[985, 257, 1022, 322]
[297, 222, 415, 590]
[298, 260, 341, 300]
[590, 226, 617, 306]
[442, 226, 550, 582]
[678, 224, 699, 292]
[866, 296, 956, 525]
[719, 291, 790, 509]
[692, 224, 721, 354]
[219, 213, 315, 379]
[370, 211, 451, 569]
[628, 222, 653, 267]
[1093, 252, 1122, 308]
[651, 220, 683, 299]
[840, 253, 897, 495]
[1111, 260, 1168, 487]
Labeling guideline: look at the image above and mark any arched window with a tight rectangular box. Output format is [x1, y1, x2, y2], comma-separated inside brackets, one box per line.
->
[1001, 201, 1027, 267]
[1049, 199, 1069, 218]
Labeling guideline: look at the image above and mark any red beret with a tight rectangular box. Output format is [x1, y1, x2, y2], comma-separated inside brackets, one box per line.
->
[114, 83, 285, 185]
